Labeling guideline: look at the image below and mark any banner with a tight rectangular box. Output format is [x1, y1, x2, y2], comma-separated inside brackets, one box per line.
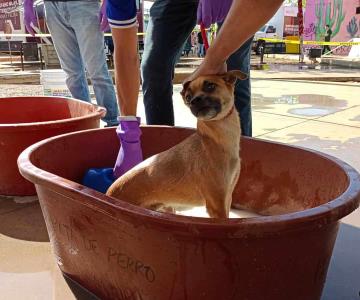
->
[0, 0, 23, 41]
[259, 38, 360, 46]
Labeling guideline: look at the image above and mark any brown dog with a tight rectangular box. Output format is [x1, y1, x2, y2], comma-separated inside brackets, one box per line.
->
[107, 70, 247, 218]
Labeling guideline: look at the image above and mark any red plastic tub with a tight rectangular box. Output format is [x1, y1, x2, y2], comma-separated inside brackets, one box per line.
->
[18, 127, 360, 300]
[0, 96, 105, 196]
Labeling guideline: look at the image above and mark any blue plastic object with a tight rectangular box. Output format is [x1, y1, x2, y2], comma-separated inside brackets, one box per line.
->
[82, 167, 115, 193]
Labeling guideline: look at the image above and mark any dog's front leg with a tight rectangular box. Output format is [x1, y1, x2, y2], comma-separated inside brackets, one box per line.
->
[204, 188, 232, 218]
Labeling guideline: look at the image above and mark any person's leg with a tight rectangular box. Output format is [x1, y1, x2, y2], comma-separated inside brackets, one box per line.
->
[227, 37, 253, 136]
[218, 21, 253, 136]
[325, 45, 331, 54]
[141, 0, 198, 126]
[199, 43, 204, 57]
[322, 45, 327, 55]
[105, 36, 115, 56]
[68, 0, 119, 126]
[44, 1, 91, 102]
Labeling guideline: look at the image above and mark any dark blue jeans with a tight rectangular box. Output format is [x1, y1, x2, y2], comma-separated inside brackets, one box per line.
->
[225, 35, 253, 136]
[141, 0, 253, 136]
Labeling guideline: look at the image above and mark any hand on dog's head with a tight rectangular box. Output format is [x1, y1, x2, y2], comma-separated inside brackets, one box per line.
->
[181, 70, 247, 121]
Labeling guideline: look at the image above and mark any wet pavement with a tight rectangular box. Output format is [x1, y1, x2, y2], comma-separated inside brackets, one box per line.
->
[2, 55, 360, 85]
[262, 63, 360, 72]
[0, 79, 359, 299]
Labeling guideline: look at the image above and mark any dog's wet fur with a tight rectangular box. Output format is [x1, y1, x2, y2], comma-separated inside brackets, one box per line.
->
[107, 70, 247, 218]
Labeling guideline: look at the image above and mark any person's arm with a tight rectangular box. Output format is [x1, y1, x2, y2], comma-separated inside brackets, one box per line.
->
[112, 26, 139, 116]
[105, 0, 140, 116]
[106, 0, 143, 178]
[187, 0, 284, 81]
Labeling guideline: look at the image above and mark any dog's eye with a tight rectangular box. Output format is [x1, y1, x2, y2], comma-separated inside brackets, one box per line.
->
[203, 81, 216, 93]
[185, 94, 192, 103]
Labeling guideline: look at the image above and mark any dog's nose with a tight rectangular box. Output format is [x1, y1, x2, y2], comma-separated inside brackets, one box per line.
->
[190, 96, 202, 105]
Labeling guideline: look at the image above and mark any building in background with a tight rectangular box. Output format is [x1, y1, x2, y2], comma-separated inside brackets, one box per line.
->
[304, 0, 360, 55]
[284, 5, 300, 37]
[0, 0, 25, 51]
[0, 0, 144, 52]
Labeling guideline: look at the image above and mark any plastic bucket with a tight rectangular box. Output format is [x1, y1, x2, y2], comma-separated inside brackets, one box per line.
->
[0, 96, 106, 196]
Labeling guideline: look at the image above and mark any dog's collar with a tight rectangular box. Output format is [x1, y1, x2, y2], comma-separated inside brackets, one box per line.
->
[224, 105, 235, 119]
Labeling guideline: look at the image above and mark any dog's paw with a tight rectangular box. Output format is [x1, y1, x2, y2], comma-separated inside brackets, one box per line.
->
[157, 206, 176, 214]
[146, 203, 176, 214]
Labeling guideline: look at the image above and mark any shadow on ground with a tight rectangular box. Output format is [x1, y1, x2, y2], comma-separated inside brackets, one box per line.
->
[0, 199, 49, 242]
[322, 223, 360, 300]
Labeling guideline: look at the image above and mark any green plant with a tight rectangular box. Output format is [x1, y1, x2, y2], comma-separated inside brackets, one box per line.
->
[346, 16, 358, 38]
[315, 0, 345, 40]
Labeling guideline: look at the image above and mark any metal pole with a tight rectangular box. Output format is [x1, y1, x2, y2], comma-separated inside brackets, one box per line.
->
[20, 43, 24, 71]
[8, 40, 13, 65]
[260, 44, 265, 64]
[39, 46, 44, 70]
[298, 0, 304, 63]
[299, 36, 304, 63]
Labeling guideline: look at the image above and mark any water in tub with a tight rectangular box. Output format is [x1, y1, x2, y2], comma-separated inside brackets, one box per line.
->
[176, 207, 260, 218]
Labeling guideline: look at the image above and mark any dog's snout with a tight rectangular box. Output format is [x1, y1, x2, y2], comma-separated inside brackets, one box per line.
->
[190, 96, 202, 105]
[188, 94, 222, 120]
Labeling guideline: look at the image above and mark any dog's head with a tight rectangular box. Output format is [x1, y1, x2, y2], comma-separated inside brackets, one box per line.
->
[181, 70, 247, 121]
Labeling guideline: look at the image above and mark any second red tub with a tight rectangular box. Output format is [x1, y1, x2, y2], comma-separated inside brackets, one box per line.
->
[0, 96, 105, 196]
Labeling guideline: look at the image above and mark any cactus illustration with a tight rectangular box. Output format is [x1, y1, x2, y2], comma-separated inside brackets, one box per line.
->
[346, 17, 358, 38]
[315, 0, 345, 40]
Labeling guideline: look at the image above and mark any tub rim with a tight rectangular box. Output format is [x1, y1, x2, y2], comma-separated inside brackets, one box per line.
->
[17, 126, 360, 234]
[0, 96, 106, 130]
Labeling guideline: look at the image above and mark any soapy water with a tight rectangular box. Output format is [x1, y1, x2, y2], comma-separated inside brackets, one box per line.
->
[176, 207, 260, 218]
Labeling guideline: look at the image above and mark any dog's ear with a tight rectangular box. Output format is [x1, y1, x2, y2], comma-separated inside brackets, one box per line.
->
[221, 70, 248, 85]
[181, 80, 191, 97]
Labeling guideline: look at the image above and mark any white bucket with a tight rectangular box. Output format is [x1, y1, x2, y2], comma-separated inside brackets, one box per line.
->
[40, 70, 72, 97]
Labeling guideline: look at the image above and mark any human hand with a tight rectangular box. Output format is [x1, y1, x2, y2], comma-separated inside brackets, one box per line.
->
[99, 0, 110, 32]
[23, 0, 37, 36]
[197, 0, 233, 28]
[113, 118, 143, 178]
[184, 58, 227, 85]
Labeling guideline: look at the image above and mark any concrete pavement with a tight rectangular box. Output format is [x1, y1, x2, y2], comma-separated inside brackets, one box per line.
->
[1, 55, 360, 85]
